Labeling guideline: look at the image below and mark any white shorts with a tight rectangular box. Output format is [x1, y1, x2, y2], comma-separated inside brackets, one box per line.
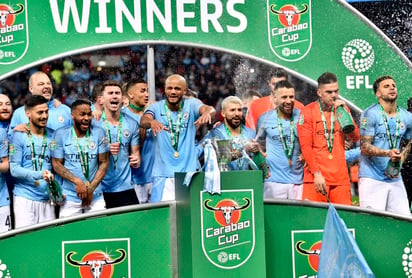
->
[0, 205, 11, 233]
[264, 182, 302, 200]
[59, 198, 106, 218]
[150, 177, 175, 203]
[133, 182, 153, 204]
[359, 177, 410, 216]
[13, 195, 56, 229]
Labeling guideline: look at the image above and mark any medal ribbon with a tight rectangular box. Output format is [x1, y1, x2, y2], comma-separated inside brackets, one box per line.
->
[27, 123, 48, 171]
[224, 124, 243, 138]
[102, 111, 123, 167]
[128, 102, 145, 112]
[164, 101, 183, 151]
[73, 127, 90, 180]
[318, 100, 335, 154]
[277, 109, 295, 162]
[379, 104, 401, 149]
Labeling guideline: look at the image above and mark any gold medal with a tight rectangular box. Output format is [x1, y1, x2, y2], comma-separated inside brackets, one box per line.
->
[174, 151, 179, 158]
[34, 180, 40, 186]
[328, 154, 333, 160]
[288, 159, 292, 166]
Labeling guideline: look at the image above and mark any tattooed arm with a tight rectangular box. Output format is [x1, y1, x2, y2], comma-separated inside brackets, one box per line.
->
[401, 139, 412, 163]
[52, 157, 88, 200]
[83, 151, 110, 206]
[360, 135, 400, 161]
[89, 151, 109, 192]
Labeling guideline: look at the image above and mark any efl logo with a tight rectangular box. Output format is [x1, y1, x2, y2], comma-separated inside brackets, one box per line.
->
[342, 39, 375, 73]
[0, 1, 28, 64]
[0, 258, 11, 277]
[201, 189, 255, 269]
[62, 238, 131, 278]
[402, 239, 412, 277]
[267, 0, 312, 62]
[342, 39, 375, 90]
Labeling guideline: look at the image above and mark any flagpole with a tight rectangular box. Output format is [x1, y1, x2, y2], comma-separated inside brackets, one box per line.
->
[147, 45, 156, 101]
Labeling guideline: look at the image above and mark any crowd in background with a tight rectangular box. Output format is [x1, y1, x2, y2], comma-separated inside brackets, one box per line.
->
[352, 1, 412, 59]
[0, 2, 410, 115]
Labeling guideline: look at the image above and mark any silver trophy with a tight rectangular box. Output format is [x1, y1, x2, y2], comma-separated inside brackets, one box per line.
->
[212, 139, 233, 171]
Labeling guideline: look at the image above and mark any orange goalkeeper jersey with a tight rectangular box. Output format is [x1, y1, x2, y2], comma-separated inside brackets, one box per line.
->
[297, 101, 360, 185]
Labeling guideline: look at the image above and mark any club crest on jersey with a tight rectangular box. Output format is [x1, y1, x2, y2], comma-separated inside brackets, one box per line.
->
[183, 112, 189, 120]
[89, 141, 96, 150]
[58, 116, 65, 123]
[123, 129, 130, 138]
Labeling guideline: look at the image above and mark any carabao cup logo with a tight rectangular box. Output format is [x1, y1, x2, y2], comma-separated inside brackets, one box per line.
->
[201, 190, 255, 269]
[62, 238, 130, 277]
[296, 240, 321, 272]
[66, 249, 126, 278]
[0, 1, 28, 64]
[342, 39, 375, 73]
[267, 0, 312, 62]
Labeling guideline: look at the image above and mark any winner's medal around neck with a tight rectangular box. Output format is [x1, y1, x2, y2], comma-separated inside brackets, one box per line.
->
[164, 101, 184, 159]
[27, 123, 48, 186]
[318, 100, 335, 160]
[102, 111, 123, 170]
[276, 109, 295, 167]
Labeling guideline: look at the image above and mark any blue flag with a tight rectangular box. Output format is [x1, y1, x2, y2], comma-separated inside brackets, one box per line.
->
[318, 203, 375, 278]
[202, 139, 221, 194]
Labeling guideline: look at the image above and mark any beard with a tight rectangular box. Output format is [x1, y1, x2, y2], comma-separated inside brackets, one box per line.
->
[29, 121, 47, 132]
[278, 104, 293, 117]
[0, 111, 11, 122]
[166, 94, 183, 106]
[381, 95, 397, 103]
[226, 117, 242, 129]
[74, 120, 90, 133]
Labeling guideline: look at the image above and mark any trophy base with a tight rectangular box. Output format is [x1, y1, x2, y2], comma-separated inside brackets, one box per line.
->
[218, 162, 230, 172]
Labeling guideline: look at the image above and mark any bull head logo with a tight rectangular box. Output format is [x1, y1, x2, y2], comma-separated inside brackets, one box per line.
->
[270, 4, 308, 26]
[296, 240, 320, 256]
[0, 4, 24, 26]
[204, 198, 250, 225]
[296, 240, 321, 272]
[66, 249, 126, 278]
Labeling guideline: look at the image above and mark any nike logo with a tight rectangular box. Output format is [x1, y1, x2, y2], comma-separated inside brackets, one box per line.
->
[65, 143, 72, 146]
